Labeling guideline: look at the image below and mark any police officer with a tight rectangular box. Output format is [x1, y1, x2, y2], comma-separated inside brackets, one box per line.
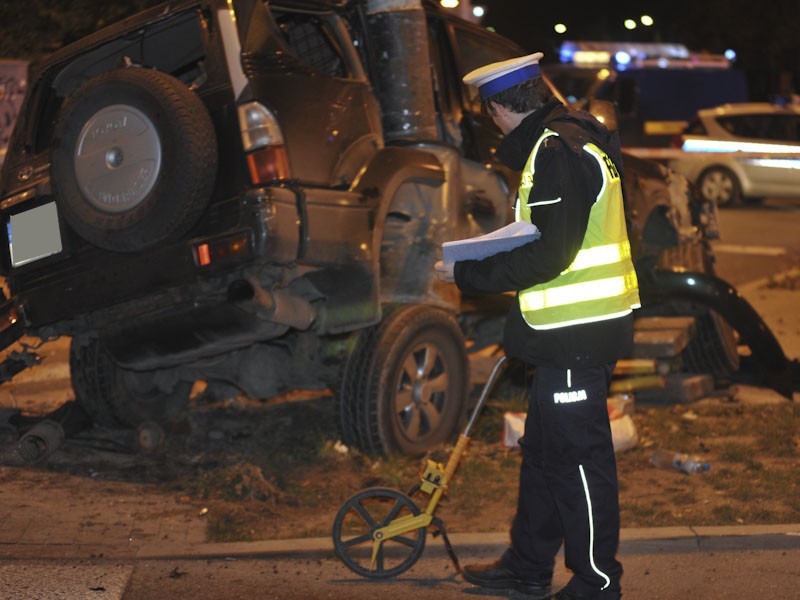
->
[435, 52, 640, 599]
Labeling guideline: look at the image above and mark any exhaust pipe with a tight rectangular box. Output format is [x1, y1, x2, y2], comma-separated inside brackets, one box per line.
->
[640, 269, 793, 398]
[18, 420, 65, 463]
[227, 278, 316, 331]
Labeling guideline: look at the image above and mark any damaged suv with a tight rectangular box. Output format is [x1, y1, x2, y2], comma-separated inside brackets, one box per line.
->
[0, 0, 790, 457]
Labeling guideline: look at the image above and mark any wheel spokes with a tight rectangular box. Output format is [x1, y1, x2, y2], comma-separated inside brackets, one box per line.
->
[418, 344, 442, 378]
[340, 532, 373, 549]
[418, 399, 443, 432]
[400, 405, 421, 439]
[401, 353, 420, 380]
[352, 499, 378, 529]
[392, 534, 419, 548]
[394, 386, 415, 414]
[382, 499, 407, 526]
[424, 370, 449, 395]
[393, 341, 452, 441]
[333, 488, 427, 579]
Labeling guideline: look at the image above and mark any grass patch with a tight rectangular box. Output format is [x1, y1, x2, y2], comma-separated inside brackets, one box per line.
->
[671, 491, 698, 505]
[620, 502, 674, 527]
[755, 405, 798, 457]
[367, 453, 423, 491]
[175, 384, 800, 538]
[711, 504, 740, 524]
[718, 442, 756, 463]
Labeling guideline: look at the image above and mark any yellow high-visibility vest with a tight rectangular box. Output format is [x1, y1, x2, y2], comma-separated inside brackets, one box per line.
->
[516, 129, 640, 330]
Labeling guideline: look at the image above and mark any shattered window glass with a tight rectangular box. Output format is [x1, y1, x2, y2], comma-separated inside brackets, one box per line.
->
[275, 13, 346, 78]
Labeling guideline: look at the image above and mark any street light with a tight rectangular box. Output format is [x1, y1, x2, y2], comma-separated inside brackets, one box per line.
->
[624, 19, 637, 30]
[640, 15, 654, 27]
[554, 23, 567, 34]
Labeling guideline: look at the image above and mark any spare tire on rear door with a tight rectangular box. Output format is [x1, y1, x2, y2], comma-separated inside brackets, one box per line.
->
[51, 68, 218, 252]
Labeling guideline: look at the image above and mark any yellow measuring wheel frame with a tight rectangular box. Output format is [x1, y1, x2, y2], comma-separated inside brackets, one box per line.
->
[332, 356, 508, 579]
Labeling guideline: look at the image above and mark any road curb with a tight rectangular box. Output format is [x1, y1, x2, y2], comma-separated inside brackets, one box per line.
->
[134, 524, 800, 561]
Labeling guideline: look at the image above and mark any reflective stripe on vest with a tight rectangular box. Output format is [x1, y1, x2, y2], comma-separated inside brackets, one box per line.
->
[516, 131, 641, 330]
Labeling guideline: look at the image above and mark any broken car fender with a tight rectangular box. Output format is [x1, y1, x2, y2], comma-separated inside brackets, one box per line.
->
[639, 268, 793, 399]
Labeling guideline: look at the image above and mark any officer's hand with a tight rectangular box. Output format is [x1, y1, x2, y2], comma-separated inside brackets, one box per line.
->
[434, 261, 455, 283]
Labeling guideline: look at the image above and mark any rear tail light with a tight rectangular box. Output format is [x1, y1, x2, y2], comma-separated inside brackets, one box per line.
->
[246, 147, 291, 183]
[237, 101, 291, 184]
[193, 232, 252, 268]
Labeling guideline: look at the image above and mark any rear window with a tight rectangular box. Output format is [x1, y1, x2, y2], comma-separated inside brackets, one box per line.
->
[684, 117, 707, 135]
[716, 113, 800, 142]
[274, 12, 347, 78]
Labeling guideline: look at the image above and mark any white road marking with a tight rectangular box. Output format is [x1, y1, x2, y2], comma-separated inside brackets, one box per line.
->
[713, 244, 787, 256]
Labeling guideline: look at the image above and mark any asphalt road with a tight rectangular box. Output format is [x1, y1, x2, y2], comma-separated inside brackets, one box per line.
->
[711, 196, 800, 285]
[2, 531, 800, 599]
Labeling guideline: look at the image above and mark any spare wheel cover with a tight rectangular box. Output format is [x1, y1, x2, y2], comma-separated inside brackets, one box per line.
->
[74, 103, 162, 214]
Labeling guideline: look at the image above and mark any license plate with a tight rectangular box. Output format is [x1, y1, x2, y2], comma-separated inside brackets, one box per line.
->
[8, 202, 63, 267]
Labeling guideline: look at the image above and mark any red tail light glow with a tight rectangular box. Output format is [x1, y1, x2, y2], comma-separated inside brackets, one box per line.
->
[246, 146, 291, 184]
[193, 233, 252, 268]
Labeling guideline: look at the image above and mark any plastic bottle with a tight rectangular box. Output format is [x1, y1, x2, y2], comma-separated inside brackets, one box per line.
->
[650, 449, 711, 474]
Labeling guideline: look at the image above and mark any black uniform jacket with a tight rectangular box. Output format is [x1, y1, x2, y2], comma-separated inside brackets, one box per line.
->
[454, 98, 635, 368]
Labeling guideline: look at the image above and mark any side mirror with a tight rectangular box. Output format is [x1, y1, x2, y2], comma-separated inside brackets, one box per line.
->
[587, 98, 619, 133]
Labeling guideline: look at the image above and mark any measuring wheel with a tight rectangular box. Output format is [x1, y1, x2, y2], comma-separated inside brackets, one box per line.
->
[332, 487, 426, 578]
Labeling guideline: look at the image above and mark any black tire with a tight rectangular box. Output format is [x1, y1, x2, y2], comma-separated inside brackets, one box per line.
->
[332, 487, 426, 579]
[51, 68, 217, 251]
[682, 308, 740, 380]
[655, 238, 740, 382]
[70, 336, 192, 428]
[697, 166, 741, 207]
[338, 305, 469, 456]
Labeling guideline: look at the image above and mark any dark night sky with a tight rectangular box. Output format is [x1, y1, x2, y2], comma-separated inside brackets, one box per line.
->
[477, 0, 800, 101]
[0, 1, 798, 101]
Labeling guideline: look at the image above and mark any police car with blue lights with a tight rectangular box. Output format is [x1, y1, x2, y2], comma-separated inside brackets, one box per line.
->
[667, 102, 800, 207]
[543, 41, 748, 148]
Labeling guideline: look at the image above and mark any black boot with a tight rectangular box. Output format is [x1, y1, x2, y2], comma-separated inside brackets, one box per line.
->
[462, 560, 552, 598]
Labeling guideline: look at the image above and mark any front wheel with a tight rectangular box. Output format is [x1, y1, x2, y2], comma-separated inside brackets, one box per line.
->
[338, 305, 469, 456]
[332, 487, 426, 578]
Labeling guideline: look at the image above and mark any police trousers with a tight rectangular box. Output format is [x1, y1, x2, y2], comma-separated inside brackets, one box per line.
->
[502, 362, 622, 597]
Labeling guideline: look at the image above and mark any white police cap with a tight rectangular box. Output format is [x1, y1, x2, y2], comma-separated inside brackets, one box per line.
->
[463, 52, 544, 100]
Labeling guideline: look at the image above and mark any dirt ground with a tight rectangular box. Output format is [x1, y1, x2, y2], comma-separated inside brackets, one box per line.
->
[0, 345, 797, 545]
